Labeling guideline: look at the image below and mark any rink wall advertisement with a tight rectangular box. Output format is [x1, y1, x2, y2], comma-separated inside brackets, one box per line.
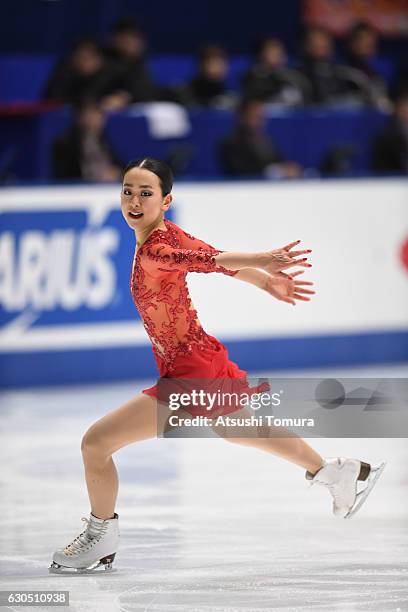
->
[0, 178, 407, 388]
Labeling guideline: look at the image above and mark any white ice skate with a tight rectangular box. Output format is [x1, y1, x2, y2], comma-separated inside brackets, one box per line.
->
[306, 457, 386, 519]
[49, 512, 119, 574]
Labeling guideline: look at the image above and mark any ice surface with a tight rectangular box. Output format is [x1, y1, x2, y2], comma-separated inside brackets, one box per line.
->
[0, 365, 407, 611]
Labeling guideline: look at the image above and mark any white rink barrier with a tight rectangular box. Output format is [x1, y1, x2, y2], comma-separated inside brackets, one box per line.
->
[0, 178, 407, 388]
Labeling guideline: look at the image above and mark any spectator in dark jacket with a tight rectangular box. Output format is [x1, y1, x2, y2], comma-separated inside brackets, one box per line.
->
[219, 97, 302, 178]
[297, 27, 359, 106]
[177, 43, 233, 108]
[43, 38, 129, 109]
[344, 22, 390, 110]
[52, 99, 122, 182]
[104, 17, 160, 104]
[242, 37, 310, 107]
[372, 92, 408, 174]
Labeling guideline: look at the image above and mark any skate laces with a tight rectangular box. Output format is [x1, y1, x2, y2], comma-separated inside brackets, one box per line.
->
[63, 517, 108, 556]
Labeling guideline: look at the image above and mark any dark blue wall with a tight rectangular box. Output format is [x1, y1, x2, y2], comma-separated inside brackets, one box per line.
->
[1, 0, 302, 54]
[0, 107, 388, 182]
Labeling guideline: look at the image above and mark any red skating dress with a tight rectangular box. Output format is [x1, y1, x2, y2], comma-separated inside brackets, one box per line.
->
[130, 218, 270, 417]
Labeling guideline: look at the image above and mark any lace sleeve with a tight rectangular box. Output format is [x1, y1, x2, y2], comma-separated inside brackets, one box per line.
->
[176, 227, 239, 276]
[142, 243, 238, 276]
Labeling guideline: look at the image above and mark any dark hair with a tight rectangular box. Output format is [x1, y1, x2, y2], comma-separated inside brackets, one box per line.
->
[348, 21, 377, 42]
[237, 96, 265, 115]
[122, 157, 173, 196]
[112, 16, 145, 36]
[302, 25, 331, 44]
[197, 42, 227, 64]
[252, 36, 283, 60]
[71, 37, 103, 56]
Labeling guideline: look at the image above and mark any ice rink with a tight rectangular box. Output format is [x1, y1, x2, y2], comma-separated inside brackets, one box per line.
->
[1, 364, 407, 612]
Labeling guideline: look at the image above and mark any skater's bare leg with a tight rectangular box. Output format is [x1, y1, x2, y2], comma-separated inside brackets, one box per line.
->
[211, 406, 324, 474]
[81, 393, 189, 519]
[228, 431, 324, 474]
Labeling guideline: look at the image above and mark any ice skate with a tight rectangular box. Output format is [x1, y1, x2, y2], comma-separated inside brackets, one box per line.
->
[49, 512, 119, 574]
[306, 457, 386, 519]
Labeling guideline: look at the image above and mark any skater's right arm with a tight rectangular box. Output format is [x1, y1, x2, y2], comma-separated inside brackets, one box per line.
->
[141, 238, 312, 277]
[213, 240, 312, 273]
[176, 226, 312, 274]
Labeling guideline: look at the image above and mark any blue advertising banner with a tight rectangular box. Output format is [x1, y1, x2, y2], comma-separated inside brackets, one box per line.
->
[0, 185, 174, 388]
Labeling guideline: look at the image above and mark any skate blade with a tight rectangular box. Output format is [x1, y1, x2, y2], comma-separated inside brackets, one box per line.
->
[49, 565, 117, 575]
[344, 461, 386, 519]
[49, 560, 116, 575]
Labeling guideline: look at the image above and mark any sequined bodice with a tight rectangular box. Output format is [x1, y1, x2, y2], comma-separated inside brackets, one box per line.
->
[130, 219, 238, 373]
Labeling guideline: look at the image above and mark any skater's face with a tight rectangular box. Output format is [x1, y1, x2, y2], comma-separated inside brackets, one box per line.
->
[121, 167, 172, 229]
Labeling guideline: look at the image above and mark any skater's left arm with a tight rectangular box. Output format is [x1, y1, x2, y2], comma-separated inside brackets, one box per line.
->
[234, 269, 316, 305]
[233, 268, 269, 289]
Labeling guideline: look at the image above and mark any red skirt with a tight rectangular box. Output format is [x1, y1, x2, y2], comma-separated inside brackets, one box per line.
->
[142, 334, 270, 417]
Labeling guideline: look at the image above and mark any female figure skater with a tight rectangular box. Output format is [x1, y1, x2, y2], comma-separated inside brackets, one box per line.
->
[50, 157, 386, 574]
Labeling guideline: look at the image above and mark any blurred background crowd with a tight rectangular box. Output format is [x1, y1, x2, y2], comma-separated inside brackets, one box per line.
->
[1, 0, 407, 183]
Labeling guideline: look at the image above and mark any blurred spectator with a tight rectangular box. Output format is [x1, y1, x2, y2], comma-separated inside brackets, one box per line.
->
[298, 26, 376, 107]
[241, 37, 310, 107]
[371, 92, 408, 174]
[104, 16, 160, 105]
[344, 22, 390, 109]
[297, 27, 342, 104]
[43, 38, 129, 109]
[218, 97, 302, 178]
[52, 99, 122, 181]
[175, 43, 234, 108]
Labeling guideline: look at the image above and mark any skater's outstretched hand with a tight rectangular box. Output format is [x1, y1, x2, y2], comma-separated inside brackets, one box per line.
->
[263, 240, 312, 275]
[213, 240, 312, 273]
[263, 270, 315, 305]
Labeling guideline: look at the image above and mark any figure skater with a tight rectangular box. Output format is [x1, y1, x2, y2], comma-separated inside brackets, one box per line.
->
[49, 157, 386, 574]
